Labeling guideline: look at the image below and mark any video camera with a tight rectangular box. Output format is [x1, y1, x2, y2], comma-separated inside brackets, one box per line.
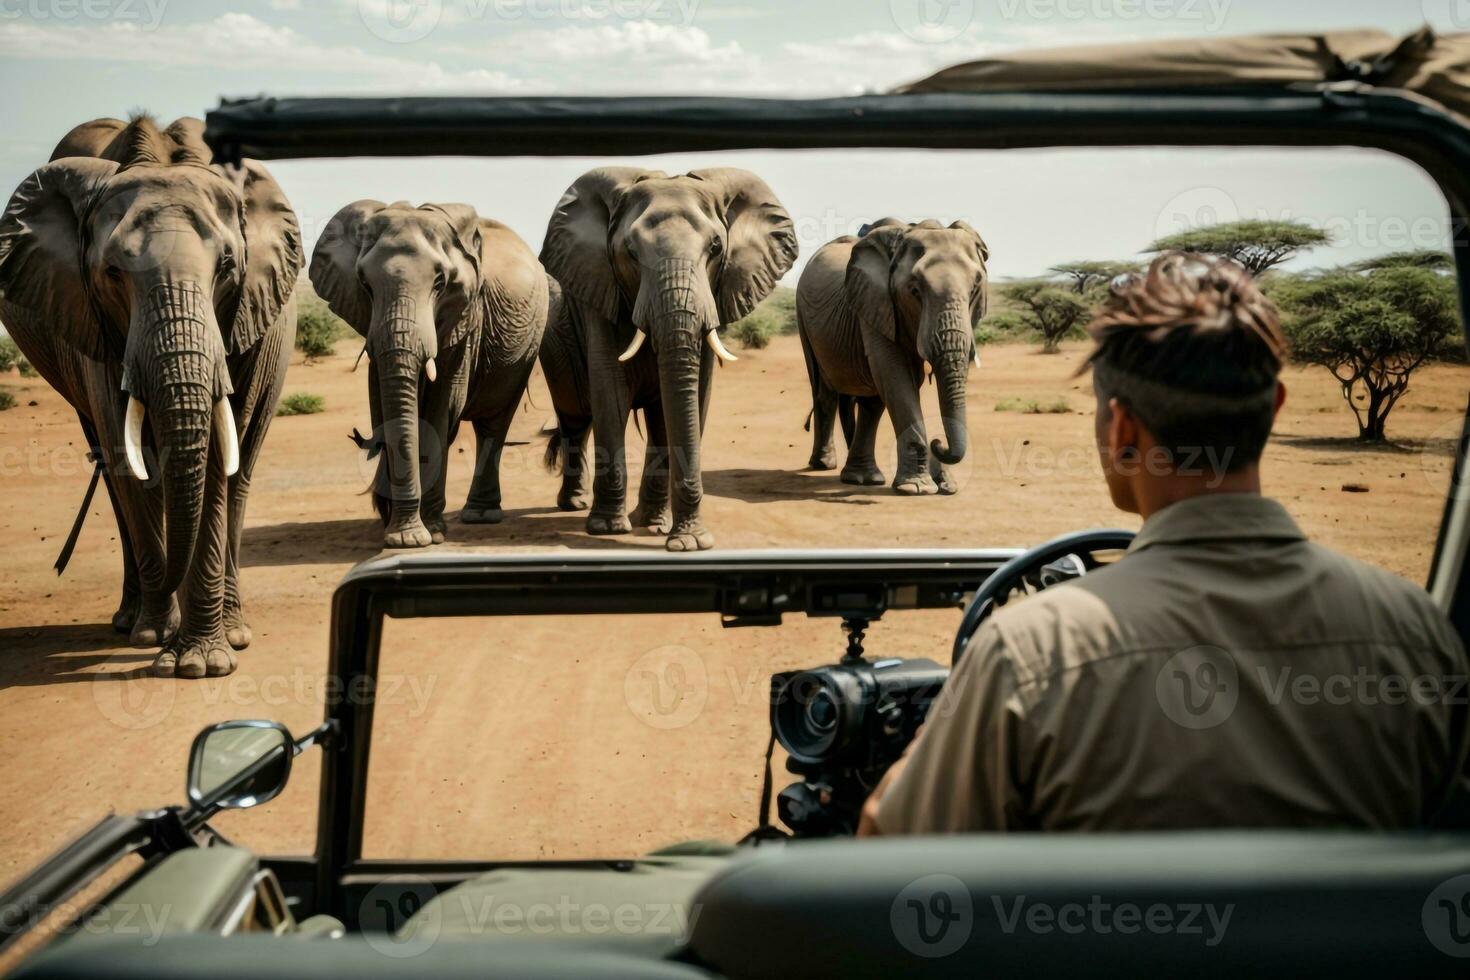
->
[769, 618, 948, 836]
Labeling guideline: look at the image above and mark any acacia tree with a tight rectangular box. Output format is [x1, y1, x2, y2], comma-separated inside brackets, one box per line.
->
[1048, 260, 1140, 294]
[1349, 250, 1453, 273]
[1146, 219, 1330, 276]
[1271, 266, 1460, 441]
[1000, 280, 1091, 354]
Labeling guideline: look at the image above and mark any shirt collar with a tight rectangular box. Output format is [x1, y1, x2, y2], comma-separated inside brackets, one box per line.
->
[1127, 493, 1306, 554]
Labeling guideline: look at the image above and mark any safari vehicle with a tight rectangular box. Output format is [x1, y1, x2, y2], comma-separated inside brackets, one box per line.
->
[6, 27, 1470, 979]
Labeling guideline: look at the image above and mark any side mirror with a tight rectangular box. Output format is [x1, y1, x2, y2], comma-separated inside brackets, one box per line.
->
[187, 720, 293, 811]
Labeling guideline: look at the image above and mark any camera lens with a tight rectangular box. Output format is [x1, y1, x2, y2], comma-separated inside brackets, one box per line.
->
[773, 668, 865, 765]
[805, 690, 837, 733]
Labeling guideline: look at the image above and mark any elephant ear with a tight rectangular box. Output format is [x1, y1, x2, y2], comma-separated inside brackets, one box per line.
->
[541, 167, 661, 323]
[0, 157, 120, 361]
[845, 222, 910, 346]
[421, 203, 483, 273]
[690, 168, 798, 324]
[309, 199, 384, 338]
[421, 203, 484, 349]
[949, 219, 991, 324]
[216, 160, 303, 354]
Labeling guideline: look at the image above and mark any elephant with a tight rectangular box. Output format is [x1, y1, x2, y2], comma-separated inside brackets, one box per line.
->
[796, 218, 988, 495]
[539, 168, 797, 551]
[310, 202, 549, 547]
[0, 115, 302, 677]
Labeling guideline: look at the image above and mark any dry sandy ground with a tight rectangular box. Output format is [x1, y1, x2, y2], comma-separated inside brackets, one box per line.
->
[0, 335, 1464, 878]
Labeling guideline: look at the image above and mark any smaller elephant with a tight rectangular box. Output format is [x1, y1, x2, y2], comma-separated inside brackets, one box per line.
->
[311, 203, 548, 547]
[796, 218, 988, 495]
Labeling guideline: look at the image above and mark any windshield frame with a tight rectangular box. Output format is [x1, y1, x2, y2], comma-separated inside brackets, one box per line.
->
[210, 86, 1470, 919]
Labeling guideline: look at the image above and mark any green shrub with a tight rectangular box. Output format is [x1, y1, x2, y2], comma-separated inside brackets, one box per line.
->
[975, 310, 1033, 346]
[0, 390, 14, 411]
[276, 392, 324, 417]
[17, 357, 37, 378]
[728, 286, 796, 349]
[0, 336, 19, 373]
[296, 290, 351, 362]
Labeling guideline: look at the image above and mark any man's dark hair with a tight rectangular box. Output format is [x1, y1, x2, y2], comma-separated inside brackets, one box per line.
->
[1083, 252, 1288, 472]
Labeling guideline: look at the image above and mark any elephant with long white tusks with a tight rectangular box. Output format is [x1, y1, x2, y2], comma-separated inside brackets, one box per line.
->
[539, 168, 797, 552]
[0, 115, 302, 678]
[311, 202, 548, 548]
[796, 218, 989, 495]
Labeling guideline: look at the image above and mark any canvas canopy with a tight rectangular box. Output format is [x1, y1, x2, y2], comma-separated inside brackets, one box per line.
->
[895, 27, 1470, 125]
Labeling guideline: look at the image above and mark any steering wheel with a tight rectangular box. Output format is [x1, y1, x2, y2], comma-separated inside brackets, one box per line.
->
[952, 529, 1137, 663]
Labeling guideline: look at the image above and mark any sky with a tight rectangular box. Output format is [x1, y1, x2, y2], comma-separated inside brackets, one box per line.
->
[0, 0, 1464, 280]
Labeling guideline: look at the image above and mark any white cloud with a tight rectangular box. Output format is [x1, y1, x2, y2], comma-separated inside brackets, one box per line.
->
[0, 13, 526, 92]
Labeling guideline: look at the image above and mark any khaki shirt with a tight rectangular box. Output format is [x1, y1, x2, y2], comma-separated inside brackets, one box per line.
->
[877, 493, 1470, 833]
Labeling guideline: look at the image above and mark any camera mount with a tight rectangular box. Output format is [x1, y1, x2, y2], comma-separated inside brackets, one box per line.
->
[841, 616, 869, 663]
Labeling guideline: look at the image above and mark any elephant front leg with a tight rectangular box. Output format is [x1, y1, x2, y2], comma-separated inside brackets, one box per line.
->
[585, 327, 634, 536]
[630, 405, 671, 534]
[153, 454, 234, 679]
[86, 382, 177, 645]
[868, 351, 936, 496]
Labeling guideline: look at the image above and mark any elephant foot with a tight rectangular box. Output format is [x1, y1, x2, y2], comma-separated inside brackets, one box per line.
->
[383, 520, 434, 549]
[153, 630, 236, 679]
[934, 470, 959, 496]
[631, 502, 671, 534]
[666, 520, 714, 552]
[893, 472, 940, 496]
[461, 505, 505, 525]
[223, 595, 251, 650]
[558, 489, 591, 512]
[130, 601, 181, 648]
[587, 512, 632, 535]
[840, 463, 886, 486]
[808, 448, 839, 471]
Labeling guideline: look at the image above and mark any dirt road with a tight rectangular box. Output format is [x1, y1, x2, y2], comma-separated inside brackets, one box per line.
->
[0, 334, 1463, 877]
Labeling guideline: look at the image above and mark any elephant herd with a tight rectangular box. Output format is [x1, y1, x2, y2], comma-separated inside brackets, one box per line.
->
[0, 115, 988, 679]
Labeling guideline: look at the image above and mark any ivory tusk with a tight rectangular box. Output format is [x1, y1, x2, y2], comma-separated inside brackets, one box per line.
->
[215, 398, 240, 478]
[618, 329, 646, 363]
[123, 396, 149, 481]
[974, 349, 982, 369]
[425, 358, 437, 383]
[706, 329, 738, 363]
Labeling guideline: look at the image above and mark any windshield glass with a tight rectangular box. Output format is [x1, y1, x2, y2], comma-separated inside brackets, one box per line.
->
[1, 142, 1464, 874]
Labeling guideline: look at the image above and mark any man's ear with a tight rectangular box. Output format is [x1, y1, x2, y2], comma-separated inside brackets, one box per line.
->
[1273, 381, 1287, 417]
[1108, 397, 1140, 460]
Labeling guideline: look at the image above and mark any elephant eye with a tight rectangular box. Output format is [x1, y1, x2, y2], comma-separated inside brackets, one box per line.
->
[709, 238, 724, 257]
[907, 280, 922, 298]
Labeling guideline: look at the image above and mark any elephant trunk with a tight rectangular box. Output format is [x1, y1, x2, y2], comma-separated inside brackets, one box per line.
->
[123, 282, 232, 596]
[927, 306, 973, 467]
[371, 291, 436, 530]
[640, 258, 719, 520]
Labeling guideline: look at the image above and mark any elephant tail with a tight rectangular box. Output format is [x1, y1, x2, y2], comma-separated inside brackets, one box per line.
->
[797, 309, 823, 433]
[543, 425, 564, 474]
